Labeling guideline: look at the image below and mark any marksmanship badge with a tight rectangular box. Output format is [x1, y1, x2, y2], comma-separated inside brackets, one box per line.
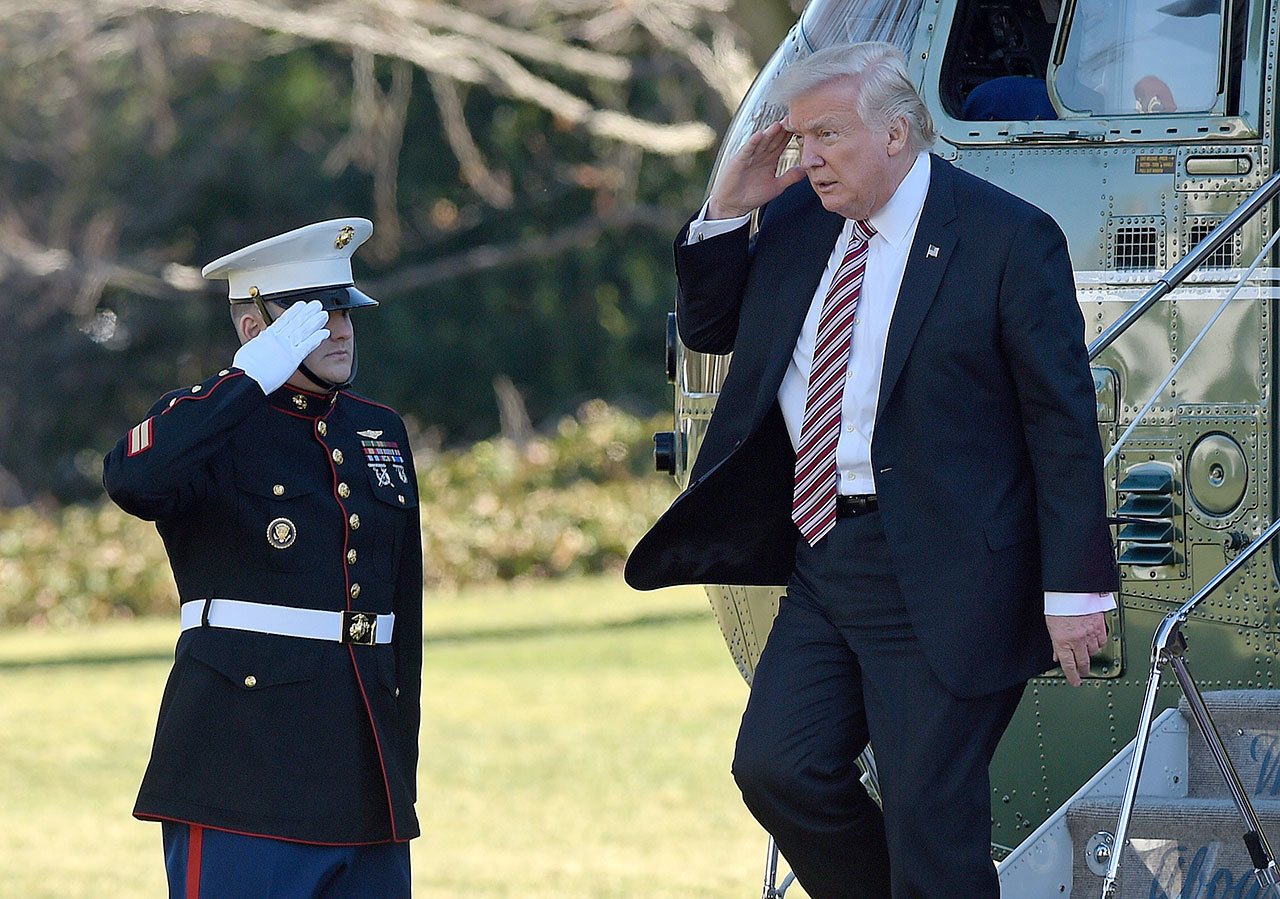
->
[361, 437, 404, 481]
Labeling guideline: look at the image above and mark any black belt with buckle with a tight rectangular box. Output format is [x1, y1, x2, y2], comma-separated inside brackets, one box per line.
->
[836, 494, 879, 517]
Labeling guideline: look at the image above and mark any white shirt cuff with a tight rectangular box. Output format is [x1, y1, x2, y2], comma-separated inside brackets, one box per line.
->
[685, 200, 752, 245]
[1044, 591, 1117, 616]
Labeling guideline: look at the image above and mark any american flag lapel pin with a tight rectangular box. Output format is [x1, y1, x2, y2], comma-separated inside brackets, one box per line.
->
[927, 244, 939, 258]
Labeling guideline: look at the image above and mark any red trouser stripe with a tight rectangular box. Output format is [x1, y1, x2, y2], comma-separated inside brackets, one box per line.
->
[186, 824, 203, 899]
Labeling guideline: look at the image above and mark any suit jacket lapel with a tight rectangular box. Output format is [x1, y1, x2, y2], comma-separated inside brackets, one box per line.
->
[876, 155, 959, 417]
[753, 199, 845, 418]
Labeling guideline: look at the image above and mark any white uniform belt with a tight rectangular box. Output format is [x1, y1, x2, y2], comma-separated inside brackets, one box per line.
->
[180, 599, 394, 645]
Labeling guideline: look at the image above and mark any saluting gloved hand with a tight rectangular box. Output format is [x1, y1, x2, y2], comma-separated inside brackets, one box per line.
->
[233, 300, 330, 395]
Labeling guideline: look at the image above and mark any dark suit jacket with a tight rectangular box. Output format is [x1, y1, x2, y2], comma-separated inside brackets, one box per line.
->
[104, 373, 422, 844]
[625, 155, 1118, 698]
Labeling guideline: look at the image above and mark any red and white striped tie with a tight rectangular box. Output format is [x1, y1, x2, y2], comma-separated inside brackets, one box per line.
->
[792, 219, 876, 546]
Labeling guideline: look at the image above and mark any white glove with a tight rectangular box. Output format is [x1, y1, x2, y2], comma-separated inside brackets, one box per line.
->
[233, 300, 330, 395]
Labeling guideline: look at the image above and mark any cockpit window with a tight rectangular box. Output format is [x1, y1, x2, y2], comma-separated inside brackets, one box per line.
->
[940, 0, 1064, 121]
[1054, 0, 1226, 115]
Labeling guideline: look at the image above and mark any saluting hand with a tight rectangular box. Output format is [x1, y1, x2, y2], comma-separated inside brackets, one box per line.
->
[707, 121, 807, 220]
[233, 299, 331, 395]
[1045, 612, 1109, 687]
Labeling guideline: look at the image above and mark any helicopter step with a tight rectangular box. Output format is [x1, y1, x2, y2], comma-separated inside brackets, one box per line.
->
[997, 690, 1280, 898]
[1065, 795, 1280, 898]
[1178, 690, 1280, 802]
[1064, 691, 1280, 899]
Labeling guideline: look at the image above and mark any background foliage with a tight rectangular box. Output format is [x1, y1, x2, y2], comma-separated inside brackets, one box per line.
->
[0, 0, 796, 506]
[0, 402, 674, 627]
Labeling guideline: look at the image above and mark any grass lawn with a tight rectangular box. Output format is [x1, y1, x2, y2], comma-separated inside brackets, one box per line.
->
[0, 577, 796, 898]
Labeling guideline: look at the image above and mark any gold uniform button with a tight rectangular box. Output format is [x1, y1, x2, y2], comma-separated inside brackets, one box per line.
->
[218, 369, 230, 376]
[350, 583, 361, 599]
[273, 484, 285, 496]
[243, 675, 257, 688]
[332, 449, 344, 464]
[347, 549, 358, 565]
[317, 421, 328, 437]
[349, 513, 361, 530]
[397, 495, 405, 505]
[394, 687, 400, 698]
[338, 482, 350, 498]
[191, 385, 202, 393]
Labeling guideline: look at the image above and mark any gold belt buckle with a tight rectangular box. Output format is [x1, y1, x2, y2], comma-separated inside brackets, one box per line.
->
[342, 610, 377, 645]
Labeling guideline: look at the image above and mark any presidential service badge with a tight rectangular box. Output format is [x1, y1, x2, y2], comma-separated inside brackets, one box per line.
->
[266, 517, 297, 550]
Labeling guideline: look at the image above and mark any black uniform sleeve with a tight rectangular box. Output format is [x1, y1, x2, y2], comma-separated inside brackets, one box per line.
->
[393, 435, 424, 797]
[103, 370, 267, 521]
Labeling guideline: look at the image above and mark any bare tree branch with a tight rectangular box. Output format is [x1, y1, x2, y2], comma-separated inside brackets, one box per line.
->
[69, 0, 718, 154]
[380, 0, 631, 81]
[631, 3, 755, 110]
[427, 73, 514, 209]
[325, 51, 414, 260]
[363, 204, 687, 296]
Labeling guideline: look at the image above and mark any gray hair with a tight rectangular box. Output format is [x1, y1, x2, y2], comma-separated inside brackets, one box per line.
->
[768, 42, 936, 153]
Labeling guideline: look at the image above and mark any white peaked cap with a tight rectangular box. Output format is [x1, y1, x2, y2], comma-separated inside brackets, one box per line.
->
[201, 218, 373, 300]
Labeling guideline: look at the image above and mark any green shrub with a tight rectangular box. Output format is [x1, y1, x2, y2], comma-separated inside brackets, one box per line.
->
[0, 402, 678, 627]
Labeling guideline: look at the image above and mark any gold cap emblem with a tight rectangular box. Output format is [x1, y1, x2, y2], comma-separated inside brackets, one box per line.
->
[335, 226, 355, 249]
[266, 517, 297, 550]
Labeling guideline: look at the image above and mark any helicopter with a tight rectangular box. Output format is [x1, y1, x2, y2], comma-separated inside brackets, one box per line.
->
[646, 0, 1280, 895]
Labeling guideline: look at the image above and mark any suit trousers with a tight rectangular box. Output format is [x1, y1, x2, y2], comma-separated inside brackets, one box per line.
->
[731, 510, 1024, 898]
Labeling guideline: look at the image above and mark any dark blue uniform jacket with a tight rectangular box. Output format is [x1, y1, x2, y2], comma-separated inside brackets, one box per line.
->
[104, 369, 422, 845]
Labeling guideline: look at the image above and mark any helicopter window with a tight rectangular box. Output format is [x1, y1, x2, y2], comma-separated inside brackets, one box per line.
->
[939, 0, 1063, 121]
[1054, 0, 1230, 116]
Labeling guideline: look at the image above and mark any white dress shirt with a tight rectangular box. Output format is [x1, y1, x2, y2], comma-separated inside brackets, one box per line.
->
[686, 154, 1114, 617]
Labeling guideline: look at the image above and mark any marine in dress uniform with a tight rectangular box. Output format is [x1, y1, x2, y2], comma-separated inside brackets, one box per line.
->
[103, 219, 422, 898]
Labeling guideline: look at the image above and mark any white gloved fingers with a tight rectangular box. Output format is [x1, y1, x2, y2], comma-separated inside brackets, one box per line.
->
[273, 300, 328, 349]
[299, 327, 330, 357]
[233, 299, 332, 395]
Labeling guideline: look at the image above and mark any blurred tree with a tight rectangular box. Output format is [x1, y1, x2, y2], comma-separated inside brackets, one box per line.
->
[0, 0, 798, 503]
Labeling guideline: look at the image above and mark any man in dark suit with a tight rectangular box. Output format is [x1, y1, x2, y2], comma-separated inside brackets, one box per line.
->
[104, 219, 421, 897]
[625, 43, 1117, 898]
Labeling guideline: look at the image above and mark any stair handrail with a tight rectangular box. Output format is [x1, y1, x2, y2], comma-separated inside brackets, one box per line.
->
[1100, 516, 1280, 898]
[1088, 167, 1280, 362]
